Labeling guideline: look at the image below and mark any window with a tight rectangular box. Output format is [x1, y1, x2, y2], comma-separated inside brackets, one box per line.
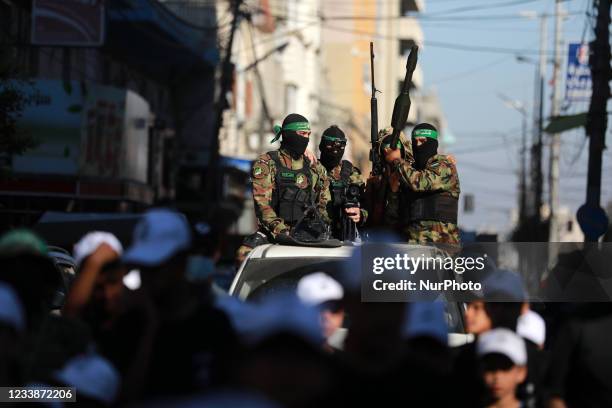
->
[400, 0, 418, 16]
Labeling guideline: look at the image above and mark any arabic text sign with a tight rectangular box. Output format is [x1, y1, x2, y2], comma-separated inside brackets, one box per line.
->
[565, 43, 592, 102]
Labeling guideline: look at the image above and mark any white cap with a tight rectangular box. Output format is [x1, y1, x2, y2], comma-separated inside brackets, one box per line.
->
[296, 272, 344, 306]
[54, 353, 120, 405]
[517, 310, 546, 347]
[477, 328, 527, 366]
[0, 283, 25, 332]
[73, 232, 123, 268]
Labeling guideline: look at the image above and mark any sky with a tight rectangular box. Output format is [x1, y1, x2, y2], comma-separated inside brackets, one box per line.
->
[416, 0, 611, 235]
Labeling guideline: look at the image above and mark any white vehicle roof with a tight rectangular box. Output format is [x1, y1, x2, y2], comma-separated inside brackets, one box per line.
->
[247, 243, 355, 259]
[246, 243, 442, 260]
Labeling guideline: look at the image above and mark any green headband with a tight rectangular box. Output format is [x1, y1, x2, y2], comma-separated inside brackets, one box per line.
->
[382, 140, 403, 149]
[322, 135, 346, 142]
[271, 121, 311, 142]
[412, 128, 438, 140]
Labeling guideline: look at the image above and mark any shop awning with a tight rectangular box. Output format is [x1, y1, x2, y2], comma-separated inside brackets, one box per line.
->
[106, 0, 219, 80]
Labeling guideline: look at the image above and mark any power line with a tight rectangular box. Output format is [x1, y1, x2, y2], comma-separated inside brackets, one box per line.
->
[252, 2, 581, 22]
[424, 0, 544, 16]
[257, 10, 568, 56]
[453, 126, 523, 138]
[458, 162, 518, 175]
[318, 23, 559, 55]
[317, 11, 582, 22]
[429, 56, 511, 84]
[418, 21, 544, 33]
[314, 22, 556, 55]
[241, 6, 582, 55]
[452, 143, 517, 154]
[268, 0, 547, 19]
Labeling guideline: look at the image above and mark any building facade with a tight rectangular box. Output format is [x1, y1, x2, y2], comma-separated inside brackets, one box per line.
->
[0, 0, 218, 227]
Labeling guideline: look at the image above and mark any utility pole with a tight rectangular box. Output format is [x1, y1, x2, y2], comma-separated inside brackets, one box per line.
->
[498, 94, 528, 231]
[532, 16, 546, 227]
[209, 0, 242, 203]
[548, 0, 564, 243]
[577, 0, 611, 242]
[520, 108, 527, 224]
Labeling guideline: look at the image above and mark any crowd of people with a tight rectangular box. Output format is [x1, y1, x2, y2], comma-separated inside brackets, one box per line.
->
[1, 207, 612, 407]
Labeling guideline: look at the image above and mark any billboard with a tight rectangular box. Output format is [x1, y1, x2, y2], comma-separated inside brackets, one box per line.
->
[12, 79, 84, 175]
[31, 0, 105, 46]
[10, 80, 150, 183]
[80, 85, 151, 183]
[565, 43, 592, 102]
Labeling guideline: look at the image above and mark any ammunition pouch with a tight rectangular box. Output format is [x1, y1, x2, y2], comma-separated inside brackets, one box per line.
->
[278, 187, 310, 224]
[269, 151, 314, 225]
[408, 194, 458, 224]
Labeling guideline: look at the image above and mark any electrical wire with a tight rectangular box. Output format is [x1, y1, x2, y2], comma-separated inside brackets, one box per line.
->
[457, 162, 518, 175]
[314, 12, 581, 22]
[428, 56, 512, 85]
[318, 22, 558, 55]
[452, 143, 518, 154]
[244, 6, 569, 56]
[424, 0, 544, 16]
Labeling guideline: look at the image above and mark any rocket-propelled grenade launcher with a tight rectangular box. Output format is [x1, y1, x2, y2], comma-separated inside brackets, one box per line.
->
[389, 45, 419, 149]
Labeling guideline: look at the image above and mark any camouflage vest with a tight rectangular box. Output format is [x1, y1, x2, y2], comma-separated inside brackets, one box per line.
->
[269, 151, 314, 225]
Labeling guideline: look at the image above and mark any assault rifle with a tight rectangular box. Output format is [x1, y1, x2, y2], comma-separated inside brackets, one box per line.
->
[369, 42, 382, 176]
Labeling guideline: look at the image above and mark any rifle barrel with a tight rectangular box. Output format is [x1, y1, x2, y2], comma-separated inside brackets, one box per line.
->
[369, 41, 380, 174]
[370, 42, 376, 94]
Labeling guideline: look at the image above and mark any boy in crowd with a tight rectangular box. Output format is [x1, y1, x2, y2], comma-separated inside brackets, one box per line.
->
[477, 328, 528, 408]
[297, 272, 346, 351]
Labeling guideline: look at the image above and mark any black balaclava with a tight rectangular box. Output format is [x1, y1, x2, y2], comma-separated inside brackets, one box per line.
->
[319, 125, 346, 171]
[279, 113, 310, 159]
[412, 123, 439, 170]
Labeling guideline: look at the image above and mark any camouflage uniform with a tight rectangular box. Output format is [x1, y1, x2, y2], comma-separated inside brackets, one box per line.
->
[387, 128, 461, 244]
[364, 128, 411, 230]
[326, 161, 368, 239]
[236, 148, 331, 264]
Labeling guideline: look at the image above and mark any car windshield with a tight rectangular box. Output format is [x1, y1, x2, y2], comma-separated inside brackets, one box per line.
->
[235, 257, 346, 300]
[233, 256, 465, 333]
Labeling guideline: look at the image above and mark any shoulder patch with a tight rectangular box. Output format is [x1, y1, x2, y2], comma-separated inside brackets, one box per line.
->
[252, 162, 269, 179]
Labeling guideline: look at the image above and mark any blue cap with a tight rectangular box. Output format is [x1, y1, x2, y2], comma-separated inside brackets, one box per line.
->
[482, 269, 526, 301]
[0, 283, 25, 332]
[54, 353, 120, 405]
[403, 302, 447, 344]
[123, 208, 191, 267]
[216, 292, 324, 346]
[186, 255, 216, 282]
